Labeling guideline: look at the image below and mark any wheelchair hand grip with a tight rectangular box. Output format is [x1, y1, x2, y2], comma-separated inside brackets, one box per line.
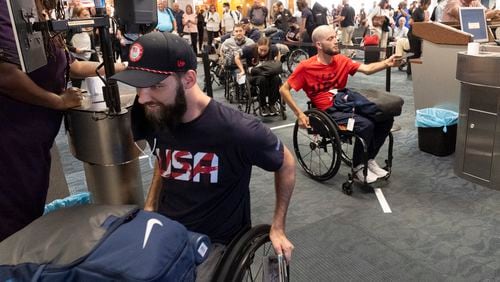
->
[187, 231, 211, 265]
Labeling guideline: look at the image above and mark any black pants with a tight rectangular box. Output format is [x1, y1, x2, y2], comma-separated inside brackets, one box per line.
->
[207, 30, 218, 46]
[326, 108, 393, 167]
[249, 75, 281, 106]
[189, 32, 198, 54]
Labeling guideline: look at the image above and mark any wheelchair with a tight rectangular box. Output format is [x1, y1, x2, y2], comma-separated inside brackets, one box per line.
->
[223, 66, 250, 112]
[281, 41, 311, 74]
[212, 224, 289, 282]
[293, 103, 394, 195]
[243, 73, 287, 120]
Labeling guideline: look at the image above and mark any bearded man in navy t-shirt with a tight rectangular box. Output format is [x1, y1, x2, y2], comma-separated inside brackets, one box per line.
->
[111, 32, 295, 281]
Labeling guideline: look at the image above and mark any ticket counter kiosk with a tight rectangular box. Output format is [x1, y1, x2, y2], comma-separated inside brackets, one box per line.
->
[411, 22, 472, 112]
[455, 51, 500, 189]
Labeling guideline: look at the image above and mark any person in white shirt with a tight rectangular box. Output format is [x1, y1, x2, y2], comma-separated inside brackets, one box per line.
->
[366, 0, 394, 51]
[205, 4, 220, 46]
[221, 2, 238, 35]
[182, 4, 198, 54]
[393, 17, 408, 40]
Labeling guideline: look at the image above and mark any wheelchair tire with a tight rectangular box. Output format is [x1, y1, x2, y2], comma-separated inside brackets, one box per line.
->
[215, 224, 285, 282]
[287, 48, 309, 73]
[293, 109, 342, 181]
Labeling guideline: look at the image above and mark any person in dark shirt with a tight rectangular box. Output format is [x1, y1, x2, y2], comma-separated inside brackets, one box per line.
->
[0, 0, 126, 241]
[172, 2, 185, 35]
[235, 37, 282, 116]
[196, 6, 205, 54]
[338, 0, 356, 56]
[296, 0, 315, 42]
[407, 0, 431, 74]
[110, 32, 295, 281]
[240, 17, 262, 42]
[273, 1, 292, 33]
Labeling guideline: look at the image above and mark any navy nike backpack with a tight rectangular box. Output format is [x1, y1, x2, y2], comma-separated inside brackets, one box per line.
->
[0, 205, 210, 281]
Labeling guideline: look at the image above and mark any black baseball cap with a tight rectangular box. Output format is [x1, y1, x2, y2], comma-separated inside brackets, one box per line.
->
[110, 32, 197, 88]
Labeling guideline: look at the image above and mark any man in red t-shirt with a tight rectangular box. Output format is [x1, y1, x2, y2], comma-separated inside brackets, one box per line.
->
[280, 25, 398, 184]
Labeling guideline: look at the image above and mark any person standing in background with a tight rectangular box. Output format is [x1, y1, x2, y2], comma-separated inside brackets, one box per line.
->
[248, 0, 268, 30]
[172, 2, 184, 35]
[235, 5, 243, 23]
[183, 4, 198, 55]
[156, 0, 177, 33]
[338, 0, 356, 57]
[196, 6, 205, 55]
[205, 5, 220, 47]
[221, 2, 238, 36]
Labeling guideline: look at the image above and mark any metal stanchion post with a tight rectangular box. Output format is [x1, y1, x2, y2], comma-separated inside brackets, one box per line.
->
[202, 45, 213, 98]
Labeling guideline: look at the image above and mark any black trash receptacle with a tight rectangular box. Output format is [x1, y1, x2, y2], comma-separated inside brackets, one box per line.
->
[416, 108, 458, 157]
[418, 124, 457, 156]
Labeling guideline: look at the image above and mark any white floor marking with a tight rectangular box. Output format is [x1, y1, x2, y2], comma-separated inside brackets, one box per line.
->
[374, 188, 392, 213]
[270, 123, 295, 131]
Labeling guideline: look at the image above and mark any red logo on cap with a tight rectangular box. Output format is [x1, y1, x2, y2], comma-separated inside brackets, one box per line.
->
[129, 43, 144, 62]
[177, 60, 186, 68]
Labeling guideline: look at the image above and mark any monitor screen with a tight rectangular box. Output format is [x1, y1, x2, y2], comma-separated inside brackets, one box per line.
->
[6, 0, 47, 73]
[459, 7, 489, 43]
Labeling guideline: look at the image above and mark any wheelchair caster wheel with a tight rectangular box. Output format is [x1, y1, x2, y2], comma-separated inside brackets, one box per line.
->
[342, 182, 353, 195]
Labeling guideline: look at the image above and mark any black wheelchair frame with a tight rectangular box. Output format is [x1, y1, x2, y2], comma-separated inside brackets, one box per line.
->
[280, 40, 311, 74]
[212, 224, 289, 282]
[222, 63, 287, 120]
[293, 103, 394, 195]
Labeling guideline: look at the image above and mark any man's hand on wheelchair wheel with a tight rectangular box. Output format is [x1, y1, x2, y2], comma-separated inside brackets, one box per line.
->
[298, 112, 310, 129]
[270, 225, 294, 263]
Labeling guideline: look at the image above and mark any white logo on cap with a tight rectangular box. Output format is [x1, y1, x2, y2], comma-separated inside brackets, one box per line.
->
[129, 43, 144, 62]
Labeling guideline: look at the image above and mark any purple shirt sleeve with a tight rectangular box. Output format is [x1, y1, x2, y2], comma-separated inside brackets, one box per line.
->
[0, 0, 21, 65]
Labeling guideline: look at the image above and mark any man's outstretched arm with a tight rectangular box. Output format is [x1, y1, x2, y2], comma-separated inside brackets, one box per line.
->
[357, 55, 398, 75]
[270, 145, 296, 263]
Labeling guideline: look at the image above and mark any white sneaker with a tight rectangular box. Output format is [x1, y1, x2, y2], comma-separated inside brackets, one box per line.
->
[367, 159, 388, 178]
[354, 164, 378, 184]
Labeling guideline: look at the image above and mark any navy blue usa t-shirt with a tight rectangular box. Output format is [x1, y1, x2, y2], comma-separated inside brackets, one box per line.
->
[132, 99, 284, 244]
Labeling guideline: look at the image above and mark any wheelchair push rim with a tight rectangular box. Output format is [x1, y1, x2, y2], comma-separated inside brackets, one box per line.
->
[293, 109, 342, 181]
[213, 224, 289, 282]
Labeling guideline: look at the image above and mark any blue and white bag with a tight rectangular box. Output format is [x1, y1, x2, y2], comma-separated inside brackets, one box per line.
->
[0, 205, 210, 281]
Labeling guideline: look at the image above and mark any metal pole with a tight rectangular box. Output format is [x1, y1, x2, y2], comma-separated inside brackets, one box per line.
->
[202, 45, 213, 98]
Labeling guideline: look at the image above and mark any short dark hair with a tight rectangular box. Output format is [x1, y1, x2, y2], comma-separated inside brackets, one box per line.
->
[223, 2, 229, 7]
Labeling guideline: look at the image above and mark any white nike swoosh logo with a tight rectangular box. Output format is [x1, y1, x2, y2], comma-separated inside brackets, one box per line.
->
[143, 218, 163, 249]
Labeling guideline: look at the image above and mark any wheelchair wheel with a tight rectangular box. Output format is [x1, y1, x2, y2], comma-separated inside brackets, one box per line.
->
[214, 224, 287, 282]
[224, 70, 232, 102]
[293, 109, 342, 181]
[287, 48, 309, 73]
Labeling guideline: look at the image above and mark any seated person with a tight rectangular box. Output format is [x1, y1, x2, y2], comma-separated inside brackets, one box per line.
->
[286, 23, 301, 41]
[235, 37, 282, 116]
[280, 25, 398, 184]
[110, 32, 295, 281]
[220, 23, 255, 69]
[240, 17, 262, 42]
[442, 0, 500, 22]
[392, 17, 410, 69]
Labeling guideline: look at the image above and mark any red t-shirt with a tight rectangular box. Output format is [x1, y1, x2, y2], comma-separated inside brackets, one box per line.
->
[287, 54, 361, 111]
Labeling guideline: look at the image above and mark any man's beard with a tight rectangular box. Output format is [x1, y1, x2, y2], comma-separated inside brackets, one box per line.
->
[144, 81, 187, 132]
[323, 45, 340, 56]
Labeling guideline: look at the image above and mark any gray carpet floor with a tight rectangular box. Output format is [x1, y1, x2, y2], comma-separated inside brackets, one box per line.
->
[53, 60, 500, 281]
